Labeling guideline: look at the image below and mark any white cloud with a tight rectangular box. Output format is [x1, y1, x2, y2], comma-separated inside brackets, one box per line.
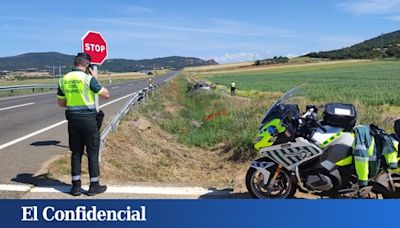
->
[387, 15, 400, 20]
[285, 53, 299, 58]
[88, 17, 299, 38]
[211, 52, 262, 64]
[208, 18, 301, 38]
[338, 0, 400, 14]
[117, 5, 155, 14]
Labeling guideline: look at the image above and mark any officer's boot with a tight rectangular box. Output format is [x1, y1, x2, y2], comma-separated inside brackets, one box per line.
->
[70, 180, 82, 196]
[87, 182, 107, 196]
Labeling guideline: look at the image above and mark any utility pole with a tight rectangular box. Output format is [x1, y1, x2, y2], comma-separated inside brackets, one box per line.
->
[52, 65, 55, 79]
[58, 65, 61, 78]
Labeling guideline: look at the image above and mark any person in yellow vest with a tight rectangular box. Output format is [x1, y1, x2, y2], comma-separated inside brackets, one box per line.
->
[230, 81, 236, 96]
[57, 53, 110, 196]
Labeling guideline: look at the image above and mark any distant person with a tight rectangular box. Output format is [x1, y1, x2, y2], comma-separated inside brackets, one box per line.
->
[148, 77, 153, 87]
[57, 53, 110, 196]
[230, 81, 236, 96]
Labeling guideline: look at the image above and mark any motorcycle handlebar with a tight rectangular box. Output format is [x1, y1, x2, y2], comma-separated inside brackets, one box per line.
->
[300, 106, 327, 133]
[301, 108, 314, 118]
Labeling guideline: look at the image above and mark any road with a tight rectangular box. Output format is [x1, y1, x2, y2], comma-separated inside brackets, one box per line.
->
[0, 71, 177, 187]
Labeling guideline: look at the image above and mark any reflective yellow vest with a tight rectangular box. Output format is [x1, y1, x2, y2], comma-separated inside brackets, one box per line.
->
[59, 71, 96, 112]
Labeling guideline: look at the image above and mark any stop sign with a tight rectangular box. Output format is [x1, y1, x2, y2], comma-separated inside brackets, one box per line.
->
[81, 31, 108, 65]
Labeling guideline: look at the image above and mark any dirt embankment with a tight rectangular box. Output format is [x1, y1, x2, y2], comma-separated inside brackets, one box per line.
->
[48, 114, 248, 190]
[102, 115, 248, 190]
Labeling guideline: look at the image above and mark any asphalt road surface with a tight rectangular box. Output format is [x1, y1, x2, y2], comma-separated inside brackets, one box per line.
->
[0, 71, 177, 186]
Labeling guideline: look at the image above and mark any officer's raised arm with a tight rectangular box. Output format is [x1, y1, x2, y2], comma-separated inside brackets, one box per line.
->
[89, 75, 110, 100]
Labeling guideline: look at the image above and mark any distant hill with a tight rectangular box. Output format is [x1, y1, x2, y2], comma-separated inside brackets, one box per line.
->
[102, 56, 217, 72]
[0, 52, 218, 72]
[305, 30, 400, 59]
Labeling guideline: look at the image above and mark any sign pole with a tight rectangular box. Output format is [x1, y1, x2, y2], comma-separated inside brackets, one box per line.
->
[93, 65, 99, 112]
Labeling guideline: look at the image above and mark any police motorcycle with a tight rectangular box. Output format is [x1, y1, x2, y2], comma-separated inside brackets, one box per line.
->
[246, 86, 400, 199]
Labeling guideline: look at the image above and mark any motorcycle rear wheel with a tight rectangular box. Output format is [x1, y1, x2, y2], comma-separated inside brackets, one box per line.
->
[246, 161, 296, 199]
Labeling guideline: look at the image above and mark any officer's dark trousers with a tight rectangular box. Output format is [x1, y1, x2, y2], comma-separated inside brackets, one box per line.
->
[67, 115, 100, 183]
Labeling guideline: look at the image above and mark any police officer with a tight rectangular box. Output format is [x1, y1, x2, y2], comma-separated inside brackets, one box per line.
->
[230, 81, 236, 96]
[57, 53, 110, 196]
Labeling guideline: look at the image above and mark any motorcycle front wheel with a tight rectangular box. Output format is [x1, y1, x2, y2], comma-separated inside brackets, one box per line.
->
[246, 161, 296, 199]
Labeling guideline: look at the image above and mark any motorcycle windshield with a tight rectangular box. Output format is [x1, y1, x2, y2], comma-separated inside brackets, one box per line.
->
[260, 86, 303, 127]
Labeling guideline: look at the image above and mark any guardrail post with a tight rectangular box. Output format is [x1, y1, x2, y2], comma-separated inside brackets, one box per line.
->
[142, 88, 148, 102]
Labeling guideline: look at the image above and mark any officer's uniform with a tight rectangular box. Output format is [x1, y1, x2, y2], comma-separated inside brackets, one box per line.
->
[57, 68, 104, 185]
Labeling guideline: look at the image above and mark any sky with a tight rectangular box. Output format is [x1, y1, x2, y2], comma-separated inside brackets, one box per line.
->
[0, 0, 399, 63]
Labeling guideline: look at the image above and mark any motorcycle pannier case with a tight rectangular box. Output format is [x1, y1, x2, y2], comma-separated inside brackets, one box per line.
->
[322, 103, 357, 130]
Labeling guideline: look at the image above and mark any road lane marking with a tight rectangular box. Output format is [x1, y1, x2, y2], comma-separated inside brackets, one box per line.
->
[0, 184, 230, 196]
[0, 184, 31, 191]
[0, 121, 67, 150]
[0, 92, 56, 101]
[31, 186, 219, 195]
[0, 102, 35, 111]
[99, 92, 136, 108]
[111, 86, 119, 89]
[0, 92, 137, 150]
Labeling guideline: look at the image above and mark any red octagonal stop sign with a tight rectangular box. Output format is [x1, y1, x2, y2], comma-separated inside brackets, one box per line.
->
[81, 31, 108, 65]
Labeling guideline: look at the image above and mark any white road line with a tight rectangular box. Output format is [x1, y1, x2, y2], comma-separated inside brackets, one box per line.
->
[99, 92, 136, 108]
[30, 186, 217, 195]
[111, 86, 119, 89]
[0, 184, 31, 192]
[0, 184, 229, 196]
[0, 121, 67, 150]
[0, 102, 35, 111]
[0, 92, 56, 101]
[0, 92, 137, 150]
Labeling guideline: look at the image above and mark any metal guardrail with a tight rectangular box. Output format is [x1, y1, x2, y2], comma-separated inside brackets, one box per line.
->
[98, 72, 177, 160]
[0, 84, 58, 94]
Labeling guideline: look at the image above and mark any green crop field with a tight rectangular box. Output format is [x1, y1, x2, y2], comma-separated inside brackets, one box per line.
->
[201, 60, 400, 106]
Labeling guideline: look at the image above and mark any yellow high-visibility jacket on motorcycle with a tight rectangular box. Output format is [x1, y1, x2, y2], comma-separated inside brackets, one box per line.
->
[353, 125, 398, 187]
